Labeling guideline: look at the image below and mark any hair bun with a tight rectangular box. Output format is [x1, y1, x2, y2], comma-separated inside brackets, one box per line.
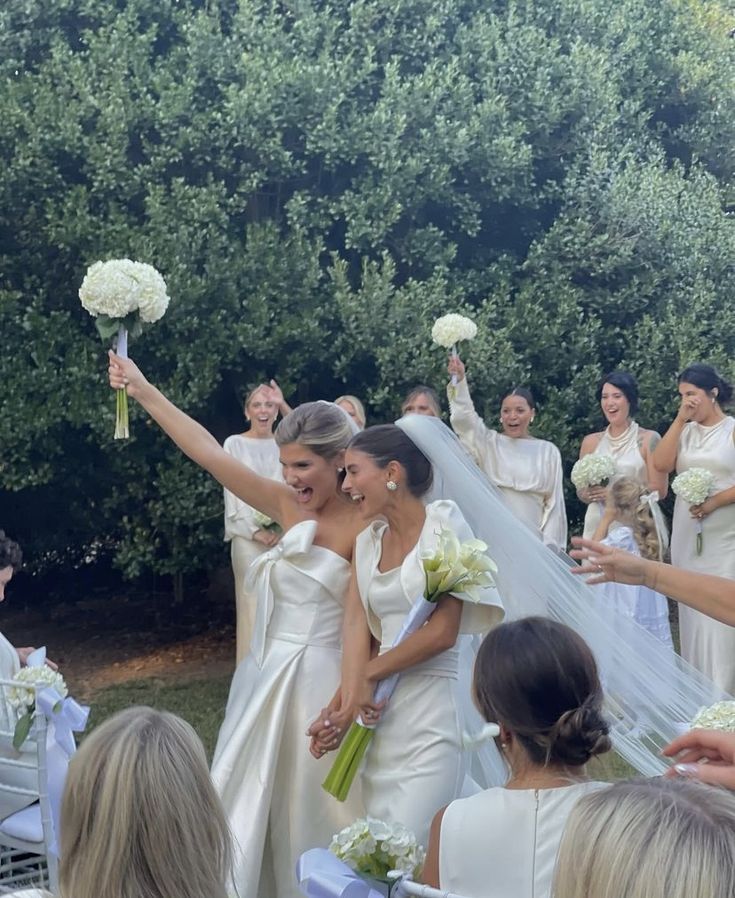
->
[546, 700, 612, 766]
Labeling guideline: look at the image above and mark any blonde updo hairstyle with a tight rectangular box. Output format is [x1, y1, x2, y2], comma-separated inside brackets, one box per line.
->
[59, 707, 231, 898]
[608, 477, 664, 561]
[553, 777, 735, 898]
[275, 401, 356, 465]
[473, 617, 611, 768]
[334, 394, 366, 429]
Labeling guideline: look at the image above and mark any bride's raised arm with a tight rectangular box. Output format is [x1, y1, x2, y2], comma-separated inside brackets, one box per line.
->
[108, 351, 292, 523]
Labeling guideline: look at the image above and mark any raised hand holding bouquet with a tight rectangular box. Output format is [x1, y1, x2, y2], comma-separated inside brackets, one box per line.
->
[79, 259, 170, 439]
[671, 467, 715, 555]
[322, 528, 497, 802]
[431, 313, 477, 390]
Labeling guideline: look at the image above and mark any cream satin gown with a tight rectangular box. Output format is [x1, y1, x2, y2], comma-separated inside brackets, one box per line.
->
[438, 782, 605, 898]
[354, 500, 504, 845]
[582, 422, 650, 538]
[671, 417, 735, 693]
[211, 521, 363, 898]
[448, 380, 567, 548]
[222, 434, 283, 663]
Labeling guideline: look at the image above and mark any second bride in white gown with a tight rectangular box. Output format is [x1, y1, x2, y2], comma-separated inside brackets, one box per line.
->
[311, 423, 504, 844]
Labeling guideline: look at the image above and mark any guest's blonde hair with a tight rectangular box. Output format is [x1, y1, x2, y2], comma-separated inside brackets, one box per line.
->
[334, 394, 366, 429]
[60, 707, 231, 898]
[608, 477, 663, 560]
[553, 778, 735, 898]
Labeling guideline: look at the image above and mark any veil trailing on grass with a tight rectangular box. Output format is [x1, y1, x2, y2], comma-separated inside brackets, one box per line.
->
[396, 414, 729, 776]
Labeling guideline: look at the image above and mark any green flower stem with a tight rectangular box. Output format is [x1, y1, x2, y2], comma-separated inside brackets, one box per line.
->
[322, 721, 374, 801]
[115, 386, 129, 440]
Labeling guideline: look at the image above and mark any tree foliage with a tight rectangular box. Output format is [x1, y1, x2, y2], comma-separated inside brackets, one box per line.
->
[1, 0, 734, 578]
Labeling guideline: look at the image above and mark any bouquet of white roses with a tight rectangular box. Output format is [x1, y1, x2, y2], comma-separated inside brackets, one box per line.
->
[330, 817, 425, 884]
[79, 259, 170, 439]
[672, 467, 715, 555]
[8, 664, 68, 749]
[323, 528, 497, 802]
[570, 454, 616, 490]
[431, 313, 478, 390]
[690, 701, 735, 732]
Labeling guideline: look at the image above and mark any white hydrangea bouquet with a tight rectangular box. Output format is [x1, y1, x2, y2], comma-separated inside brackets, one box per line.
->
[431, 313, 478, 391]
[671, 467, 715, 555]
[79, 259, 170, 439]
[330, 817, 425, 891]
[570, 454, 617, 490]
[323, 528, 497, 802]
[691, 701, 735, 732]
[9, 663, 68, 750]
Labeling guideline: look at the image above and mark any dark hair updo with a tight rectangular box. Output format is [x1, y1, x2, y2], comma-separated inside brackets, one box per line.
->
[473, 617, 611, 767]
[596, 370, 639, 416]
[349, 424, 433, 498]
[502, 387, 536, 410]
[0, 531, 22, 572]
[678, 363, 734, 406]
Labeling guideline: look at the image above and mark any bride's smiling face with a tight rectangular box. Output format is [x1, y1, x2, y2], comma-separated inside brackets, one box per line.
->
[280, 443, 341, 511]
[342, 448, 396, 518]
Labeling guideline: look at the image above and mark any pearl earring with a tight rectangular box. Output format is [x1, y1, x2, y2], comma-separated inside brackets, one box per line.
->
[386, 480, 398, 491]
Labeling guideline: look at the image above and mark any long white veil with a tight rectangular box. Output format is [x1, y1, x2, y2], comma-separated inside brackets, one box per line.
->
[396, 414, 730, 776]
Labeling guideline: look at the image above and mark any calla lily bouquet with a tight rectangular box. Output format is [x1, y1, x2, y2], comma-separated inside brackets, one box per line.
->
[322, 529, 497, 801]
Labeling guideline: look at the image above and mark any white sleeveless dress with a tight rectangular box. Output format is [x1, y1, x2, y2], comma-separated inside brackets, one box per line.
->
[582, 422, 650, 538]
[222, 434, 283, 662]
[438, 782, 605, 898]
[211, 521, 363, 898]
[671, 417, 735, 692]
[449, 380, 567, 548]
[354, 500, 504, 844]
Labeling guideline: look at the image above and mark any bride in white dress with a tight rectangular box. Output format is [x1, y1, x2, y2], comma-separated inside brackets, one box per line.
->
[107, 353, 365, 898]
[310, 424, 504, 844]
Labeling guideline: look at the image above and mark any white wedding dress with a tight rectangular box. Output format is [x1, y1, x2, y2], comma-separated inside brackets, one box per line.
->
[211, 521, 363, 898]
[438, 782, 605, 898]
[354, 500, 504, 844]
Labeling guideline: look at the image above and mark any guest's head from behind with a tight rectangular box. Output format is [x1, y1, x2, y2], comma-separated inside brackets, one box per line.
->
[606, 477, 666, 561]
[343, 424, 433, 518]
[243, 384, 279, 437]
[335, 394, 366, 430]
[401, 385, 441, 418]
[0, 531, 22, 602]
[678, 362, 733, 423]
[500, 387, 536, 439]
[474, 617, 611, 772]
[60, 706, 231, 898]
[274, 401, 355, 511]
[597, 370, 639, 428]
[553, 777, 735, 898]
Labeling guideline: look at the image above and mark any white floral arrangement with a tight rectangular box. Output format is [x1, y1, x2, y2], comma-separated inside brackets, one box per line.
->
[330, 817, 425, 881]
[570, 454, 616, 489]
[252, 509, 281, 533]
[690, 701, 735, 732]
[431, 313, 477, 348]
[79, 259, 170, 439]
[672, 467, 715, 555]
[9, 665, 68, 749]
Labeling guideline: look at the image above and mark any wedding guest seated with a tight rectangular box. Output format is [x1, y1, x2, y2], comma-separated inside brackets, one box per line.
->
[423, 617, 610, 898]
[552, 777, 735, 898]
[335, 395, 366, 429]
[0, 531, 47, 675]
[401, 385, 441, 417]
[9, 706, 232, 898]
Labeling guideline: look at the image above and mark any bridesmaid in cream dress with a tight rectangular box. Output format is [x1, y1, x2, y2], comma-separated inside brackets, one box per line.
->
[447, 356, 567, 548]
[108, 351, 366, 898]
[310, 425, 503, 845]
[224, 384, 284, 663]
[577, 371, 667, 538]
[653, 363, 735, 693]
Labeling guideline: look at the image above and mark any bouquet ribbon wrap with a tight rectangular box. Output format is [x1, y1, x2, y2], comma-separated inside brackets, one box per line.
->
[297, 849, 386, 898]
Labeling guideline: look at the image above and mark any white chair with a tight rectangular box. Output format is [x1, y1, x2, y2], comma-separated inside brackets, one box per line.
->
[0, 678, 57, 894]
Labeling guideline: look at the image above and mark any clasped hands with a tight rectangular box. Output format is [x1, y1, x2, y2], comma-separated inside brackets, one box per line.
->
[306, 686, 384, 760]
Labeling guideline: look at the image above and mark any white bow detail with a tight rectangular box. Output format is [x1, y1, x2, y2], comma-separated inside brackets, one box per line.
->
[247, 520, 318, 666]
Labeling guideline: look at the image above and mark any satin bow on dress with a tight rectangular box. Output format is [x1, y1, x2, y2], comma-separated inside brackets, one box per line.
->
[247, 520, 318, 666]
